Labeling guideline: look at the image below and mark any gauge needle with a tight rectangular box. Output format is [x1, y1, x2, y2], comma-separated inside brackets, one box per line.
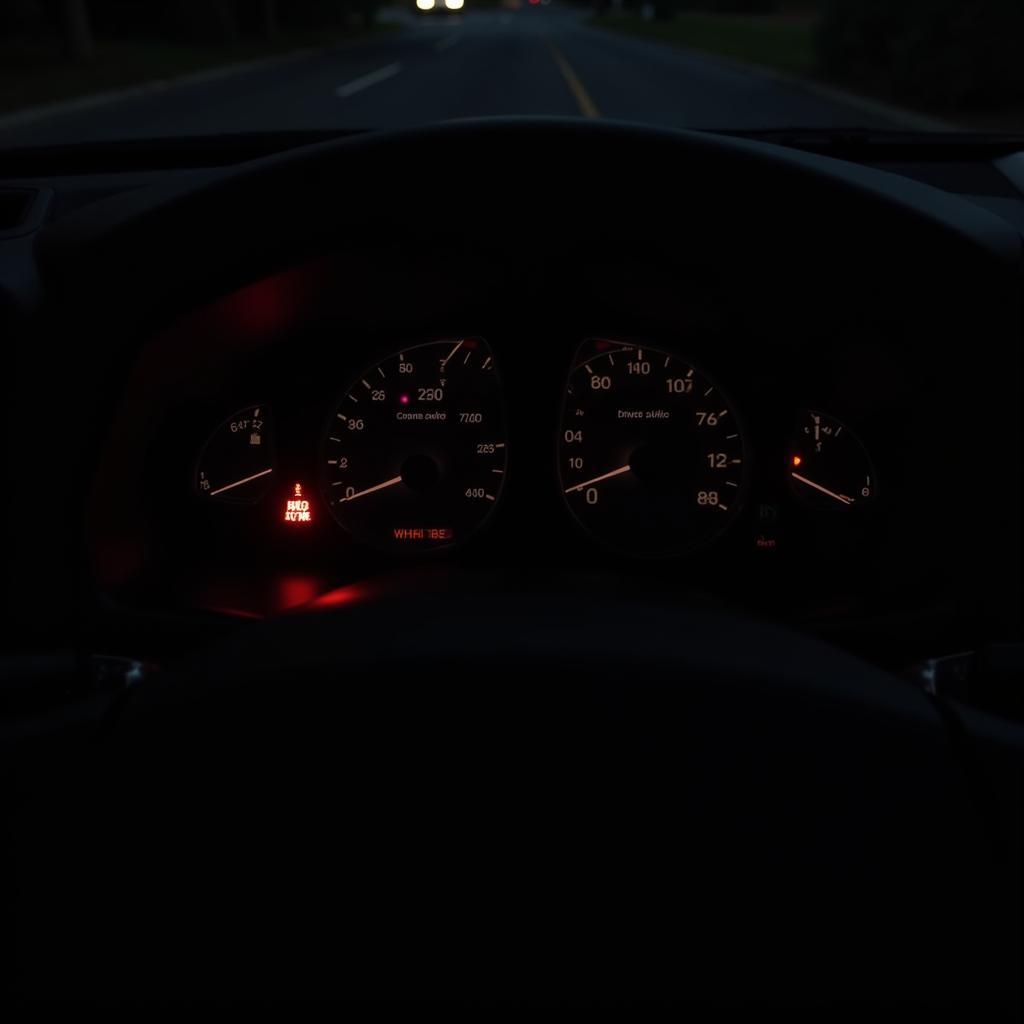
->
[441, 339, 464, 367]
[565, 464, 632, 494]
[791, 472, 854, 506]
[208, 467, 274, 497]
[339, 475, 403, 502]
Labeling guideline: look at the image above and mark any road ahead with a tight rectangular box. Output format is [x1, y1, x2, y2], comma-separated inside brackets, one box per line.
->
[2, 7, 900, 148]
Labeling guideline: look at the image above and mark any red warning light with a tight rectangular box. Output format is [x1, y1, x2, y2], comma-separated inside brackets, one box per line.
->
[399, 394, 410, 405]
[283, 482, 312, 524]
[792, 455, 803, 467]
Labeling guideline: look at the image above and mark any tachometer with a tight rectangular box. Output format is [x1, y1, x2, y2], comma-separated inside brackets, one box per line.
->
[558, 340, 748, 556]
[322, 338, 507, 550]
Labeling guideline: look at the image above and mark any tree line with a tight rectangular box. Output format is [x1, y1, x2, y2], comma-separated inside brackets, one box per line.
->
[2, 1, 382, 61]
[597, 0, 1024, 109]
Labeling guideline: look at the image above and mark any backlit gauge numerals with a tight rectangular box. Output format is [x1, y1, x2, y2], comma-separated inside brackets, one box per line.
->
[321, 338, 507, 550]
[196, 404, 275, 504]
[558, 340, 748, 556]
[789, 410, 876, 511]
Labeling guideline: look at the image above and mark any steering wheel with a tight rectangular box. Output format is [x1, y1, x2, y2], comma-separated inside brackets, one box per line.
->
[18, 120, 1021, 1011]
[16, 570, 1010, 1009]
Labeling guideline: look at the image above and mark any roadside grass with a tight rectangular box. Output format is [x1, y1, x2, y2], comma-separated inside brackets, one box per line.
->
[590, 12, 818, 77]
[590, 10, 1024, 131]
[0, 24, 397, 117]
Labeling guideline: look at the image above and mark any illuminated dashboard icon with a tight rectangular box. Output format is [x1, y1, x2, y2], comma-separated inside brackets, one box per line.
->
[283, 482, 314, 525]
[789, 410, 877, 511]
[196, 404, 275, 504]
[321, 338, 507, 550]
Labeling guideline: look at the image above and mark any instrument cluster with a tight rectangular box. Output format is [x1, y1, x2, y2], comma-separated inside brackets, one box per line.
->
[193, 335, 880, 561]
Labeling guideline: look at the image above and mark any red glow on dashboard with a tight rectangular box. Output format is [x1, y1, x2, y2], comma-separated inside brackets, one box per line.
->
[283, 482, 312, 524]
[211, 266, 323, 345]
[94, 538, 147, 586]
[399, 393, 410, 405]
[275, 575, 322, 610]
[311, 584, 368, 609]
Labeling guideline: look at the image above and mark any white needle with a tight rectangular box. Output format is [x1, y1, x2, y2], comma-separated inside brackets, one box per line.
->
[208, 467, 273, 497]
[441, 339, 464, 366]
[339, 475, 403, 502]
[792, 472, 853, 506]
[565, 464, 631, 494]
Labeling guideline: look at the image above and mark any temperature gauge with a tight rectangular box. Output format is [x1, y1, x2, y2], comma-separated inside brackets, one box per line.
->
[788, 410, 875, 510]
[196, 404, 275, 504]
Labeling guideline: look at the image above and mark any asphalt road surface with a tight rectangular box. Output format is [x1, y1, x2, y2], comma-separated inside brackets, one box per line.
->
[2, 6, 900, 148]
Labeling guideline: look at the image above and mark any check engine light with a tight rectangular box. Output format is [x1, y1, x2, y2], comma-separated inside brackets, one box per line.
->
[284, 482, 313, 524]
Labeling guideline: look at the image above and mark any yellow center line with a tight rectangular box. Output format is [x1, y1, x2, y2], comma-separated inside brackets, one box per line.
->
[545, 38, 600, 120]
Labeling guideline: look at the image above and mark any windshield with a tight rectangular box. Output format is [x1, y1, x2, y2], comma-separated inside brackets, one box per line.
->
[2, 1, 1022, 148]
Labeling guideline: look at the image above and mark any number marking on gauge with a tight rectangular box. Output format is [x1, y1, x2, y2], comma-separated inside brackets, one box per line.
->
[196, 403, 276, 505]
[558, 341, 748, 556]
[321, 339, 507, 550]
[789, 410, 875, 511]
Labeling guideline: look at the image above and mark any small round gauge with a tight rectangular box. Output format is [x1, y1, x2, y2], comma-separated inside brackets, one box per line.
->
[557, 340, 748, 557]
[196, 404, 275, 504]
[788, 410, 876, 510]
[322, 338, 507, 550]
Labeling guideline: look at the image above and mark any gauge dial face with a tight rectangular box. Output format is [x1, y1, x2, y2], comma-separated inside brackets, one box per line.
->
[558, 341, 748, 556]
[789, 410, 876, 510]
[196, 404, 275, 504]
[322, 339, 507, 550]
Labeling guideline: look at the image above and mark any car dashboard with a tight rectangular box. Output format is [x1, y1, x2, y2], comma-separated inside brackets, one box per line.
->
[5, 118, 1024, 1015]
[1, 120, 1021, 676]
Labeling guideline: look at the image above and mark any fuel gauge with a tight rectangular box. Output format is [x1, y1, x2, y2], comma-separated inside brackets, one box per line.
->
[788, 410, 875, 511]
[196, 404, 275, 504]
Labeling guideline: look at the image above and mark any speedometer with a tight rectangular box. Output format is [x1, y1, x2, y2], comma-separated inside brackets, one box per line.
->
[557, 340, 748, 556]
[322, 338, 507, 550]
